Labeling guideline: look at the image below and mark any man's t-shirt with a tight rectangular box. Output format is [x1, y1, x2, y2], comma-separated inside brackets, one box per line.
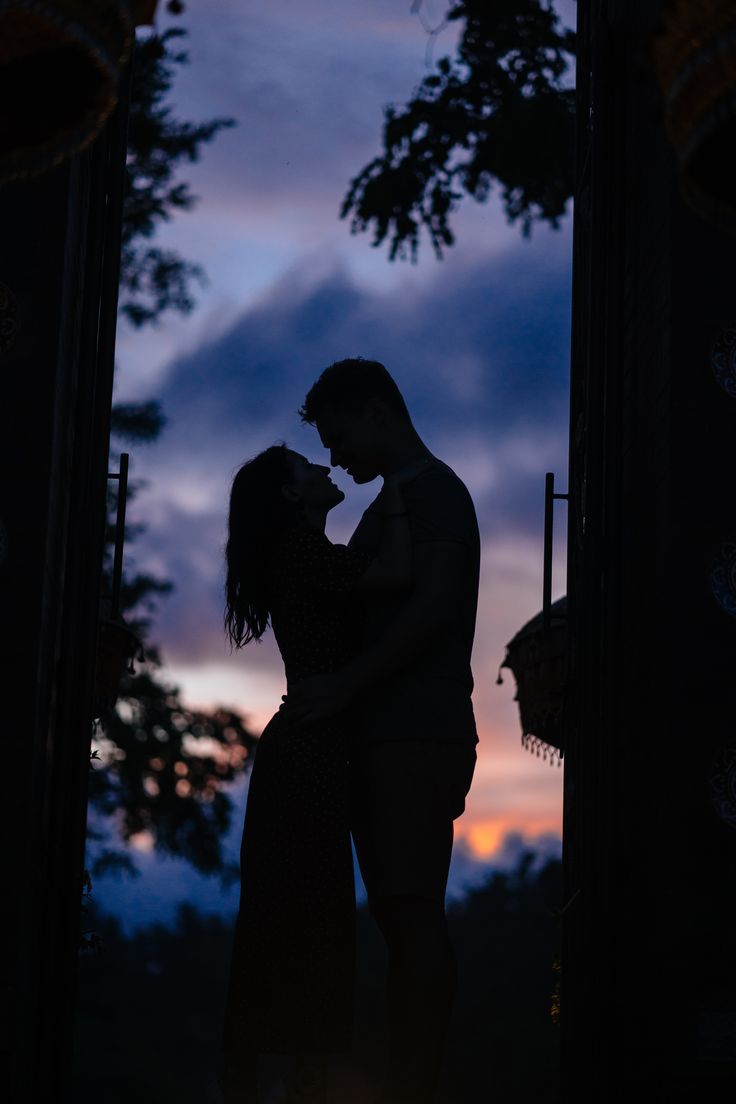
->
[348, 460, 480, 744]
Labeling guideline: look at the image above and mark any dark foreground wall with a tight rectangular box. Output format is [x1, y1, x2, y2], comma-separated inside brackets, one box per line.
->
[0, 106, 126, 1101]
[563, 1, 736, 1099]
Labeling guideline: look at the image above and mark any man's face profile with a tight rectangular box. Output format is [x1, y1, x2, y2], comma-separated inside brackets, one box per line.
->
[316, 406, 382, 484]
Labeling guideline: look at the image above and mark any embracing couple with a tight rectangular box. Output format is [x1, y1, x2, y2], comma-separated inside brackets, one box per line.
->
[221, 359, 480, 1104]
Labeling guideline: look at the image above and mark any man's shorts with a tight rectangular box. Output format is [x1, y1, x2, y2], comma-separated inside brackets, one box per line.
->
[349, 739, 477, 906]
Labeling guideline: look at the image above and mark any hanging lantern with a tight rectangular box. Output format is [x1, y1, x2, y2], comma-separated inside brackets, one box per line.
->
[0, 0, 159, 184]
[653, 0, 736, 233]
[498, 596, 567, 766]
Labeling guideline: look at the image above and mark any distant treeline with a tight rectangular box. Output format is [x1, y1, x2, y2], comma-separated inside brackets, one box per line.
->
[74, 852, 562, 1103]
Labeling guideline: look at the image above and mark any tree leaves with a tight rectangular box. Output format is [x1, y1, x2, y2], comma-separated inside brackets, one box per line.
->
[93, 450, 258, 876]
[119, 28, 234, 325]
[342, 0, 575, 260]
[110, 400, 166, 442]
[90, 672, 257, 875]
[87, 22, 246, 889]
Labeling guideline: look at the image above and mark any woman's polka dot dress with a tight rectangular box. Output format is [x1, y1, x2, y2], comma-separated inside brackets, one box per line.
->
[223, 525, 372, 1057]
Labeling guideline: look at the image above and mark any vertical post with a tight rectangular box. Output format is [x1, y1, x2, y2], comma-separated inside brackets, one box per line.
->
[110, 452, 129, 619]
[543, 471, 555, 631]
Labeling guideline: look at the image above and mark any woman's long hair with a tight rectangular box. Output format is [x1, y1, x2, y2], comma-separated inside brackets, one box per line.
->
[225, 443, 298, 648]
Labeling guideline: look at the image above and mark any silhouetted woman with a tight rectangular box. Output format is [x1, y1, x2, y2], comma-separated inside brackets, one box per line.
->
[222, 444, 411, 1103]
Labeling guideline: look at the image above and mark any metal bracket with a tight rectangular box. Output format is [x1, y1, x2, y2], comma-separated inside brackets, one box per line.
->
[107, 452, 129, 619]
[543, 471, 569, 631]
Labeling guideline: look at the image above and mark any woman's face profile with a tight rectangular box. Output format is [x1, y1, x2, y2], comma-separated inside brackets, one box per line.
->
[284, 451, 345, 512]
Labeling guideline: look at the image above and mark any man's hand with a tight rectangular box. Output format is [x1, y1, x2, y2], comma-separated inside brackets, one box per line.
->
[279, 670, 356, 726]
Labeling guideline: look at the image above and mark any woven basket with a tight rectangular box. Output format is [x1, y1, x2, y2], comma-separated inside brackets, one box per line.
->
[0, 0, 134, 183]
[653, 0, 736, 233]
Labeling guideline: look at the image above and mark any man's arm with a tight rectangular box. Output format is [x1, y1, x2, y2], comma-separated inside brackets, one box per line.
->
[283, 540, 467, 722]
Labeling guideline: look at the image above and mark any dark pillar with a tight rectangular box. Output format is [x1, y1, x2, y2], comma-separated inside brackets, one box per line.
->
[564, 1, 736, 1099]
[0, 93, 127, 1102]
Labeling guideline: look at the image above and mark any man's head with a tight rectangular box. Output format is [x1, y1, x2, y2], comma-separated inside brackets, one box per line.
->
[299, 358, 412, 483]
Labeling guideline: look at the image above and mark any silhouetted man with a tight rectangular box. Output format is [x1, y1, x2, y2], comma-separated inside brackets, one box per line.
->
[292, 357, 479, 1104]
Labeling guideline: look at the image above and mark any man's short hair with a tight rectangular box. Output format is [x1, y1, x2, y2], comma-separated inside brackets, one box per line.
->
[299, 357, 411, 425]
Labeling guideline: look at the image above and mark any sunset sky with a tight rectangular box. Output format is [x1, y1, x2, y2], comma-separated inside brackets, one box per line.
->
[106, 0, 574, 923]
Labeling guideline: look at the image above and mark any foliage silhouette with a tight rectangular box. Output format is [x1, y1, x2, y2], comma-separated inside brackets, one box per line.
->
[121, 26, 234, 327]
[90, 673, 255, 876]
[74, 852, 562, 1102]
[110, 400, 166, 442]
[89, 423, 258, 877]
[342, 0, 575, 260]
[85, 13, 250, 883]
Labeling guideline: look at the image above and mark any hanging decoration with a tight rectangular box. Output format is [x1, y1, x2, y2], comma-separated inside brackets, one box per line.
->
[0, 0, 159, 184]
[653, 0, 736, 233]
[498, 596, 567, 766]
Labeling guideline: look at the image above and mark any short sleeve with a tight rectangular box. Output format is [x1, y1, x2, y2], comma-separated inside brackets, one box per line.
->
[283, 527, 374, 594]
[405, 467, 479, 547]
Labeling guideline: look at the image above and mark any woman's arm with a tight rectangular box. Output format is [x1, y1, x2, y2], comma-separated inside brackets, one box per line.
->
[357, 478, 412, 591]
[281, 540, 468, 723]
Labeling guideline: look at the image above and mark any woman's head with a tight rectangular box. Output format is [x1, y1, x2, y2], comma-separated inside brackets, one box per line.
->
[224, 444, 344, 647]
[280, 451, 345, 516]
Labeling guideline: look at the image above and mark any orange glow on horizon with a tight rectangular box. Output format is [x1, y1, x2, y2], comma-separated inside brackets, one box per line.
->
[457, 815, 562, 859]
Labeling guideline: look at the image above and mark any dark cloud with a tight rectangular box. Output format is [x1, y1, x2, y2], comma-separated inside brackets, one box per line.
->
[131, 234, 570, 667]
[157, 236, 570, 447]
[157, 1, 460, 211]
